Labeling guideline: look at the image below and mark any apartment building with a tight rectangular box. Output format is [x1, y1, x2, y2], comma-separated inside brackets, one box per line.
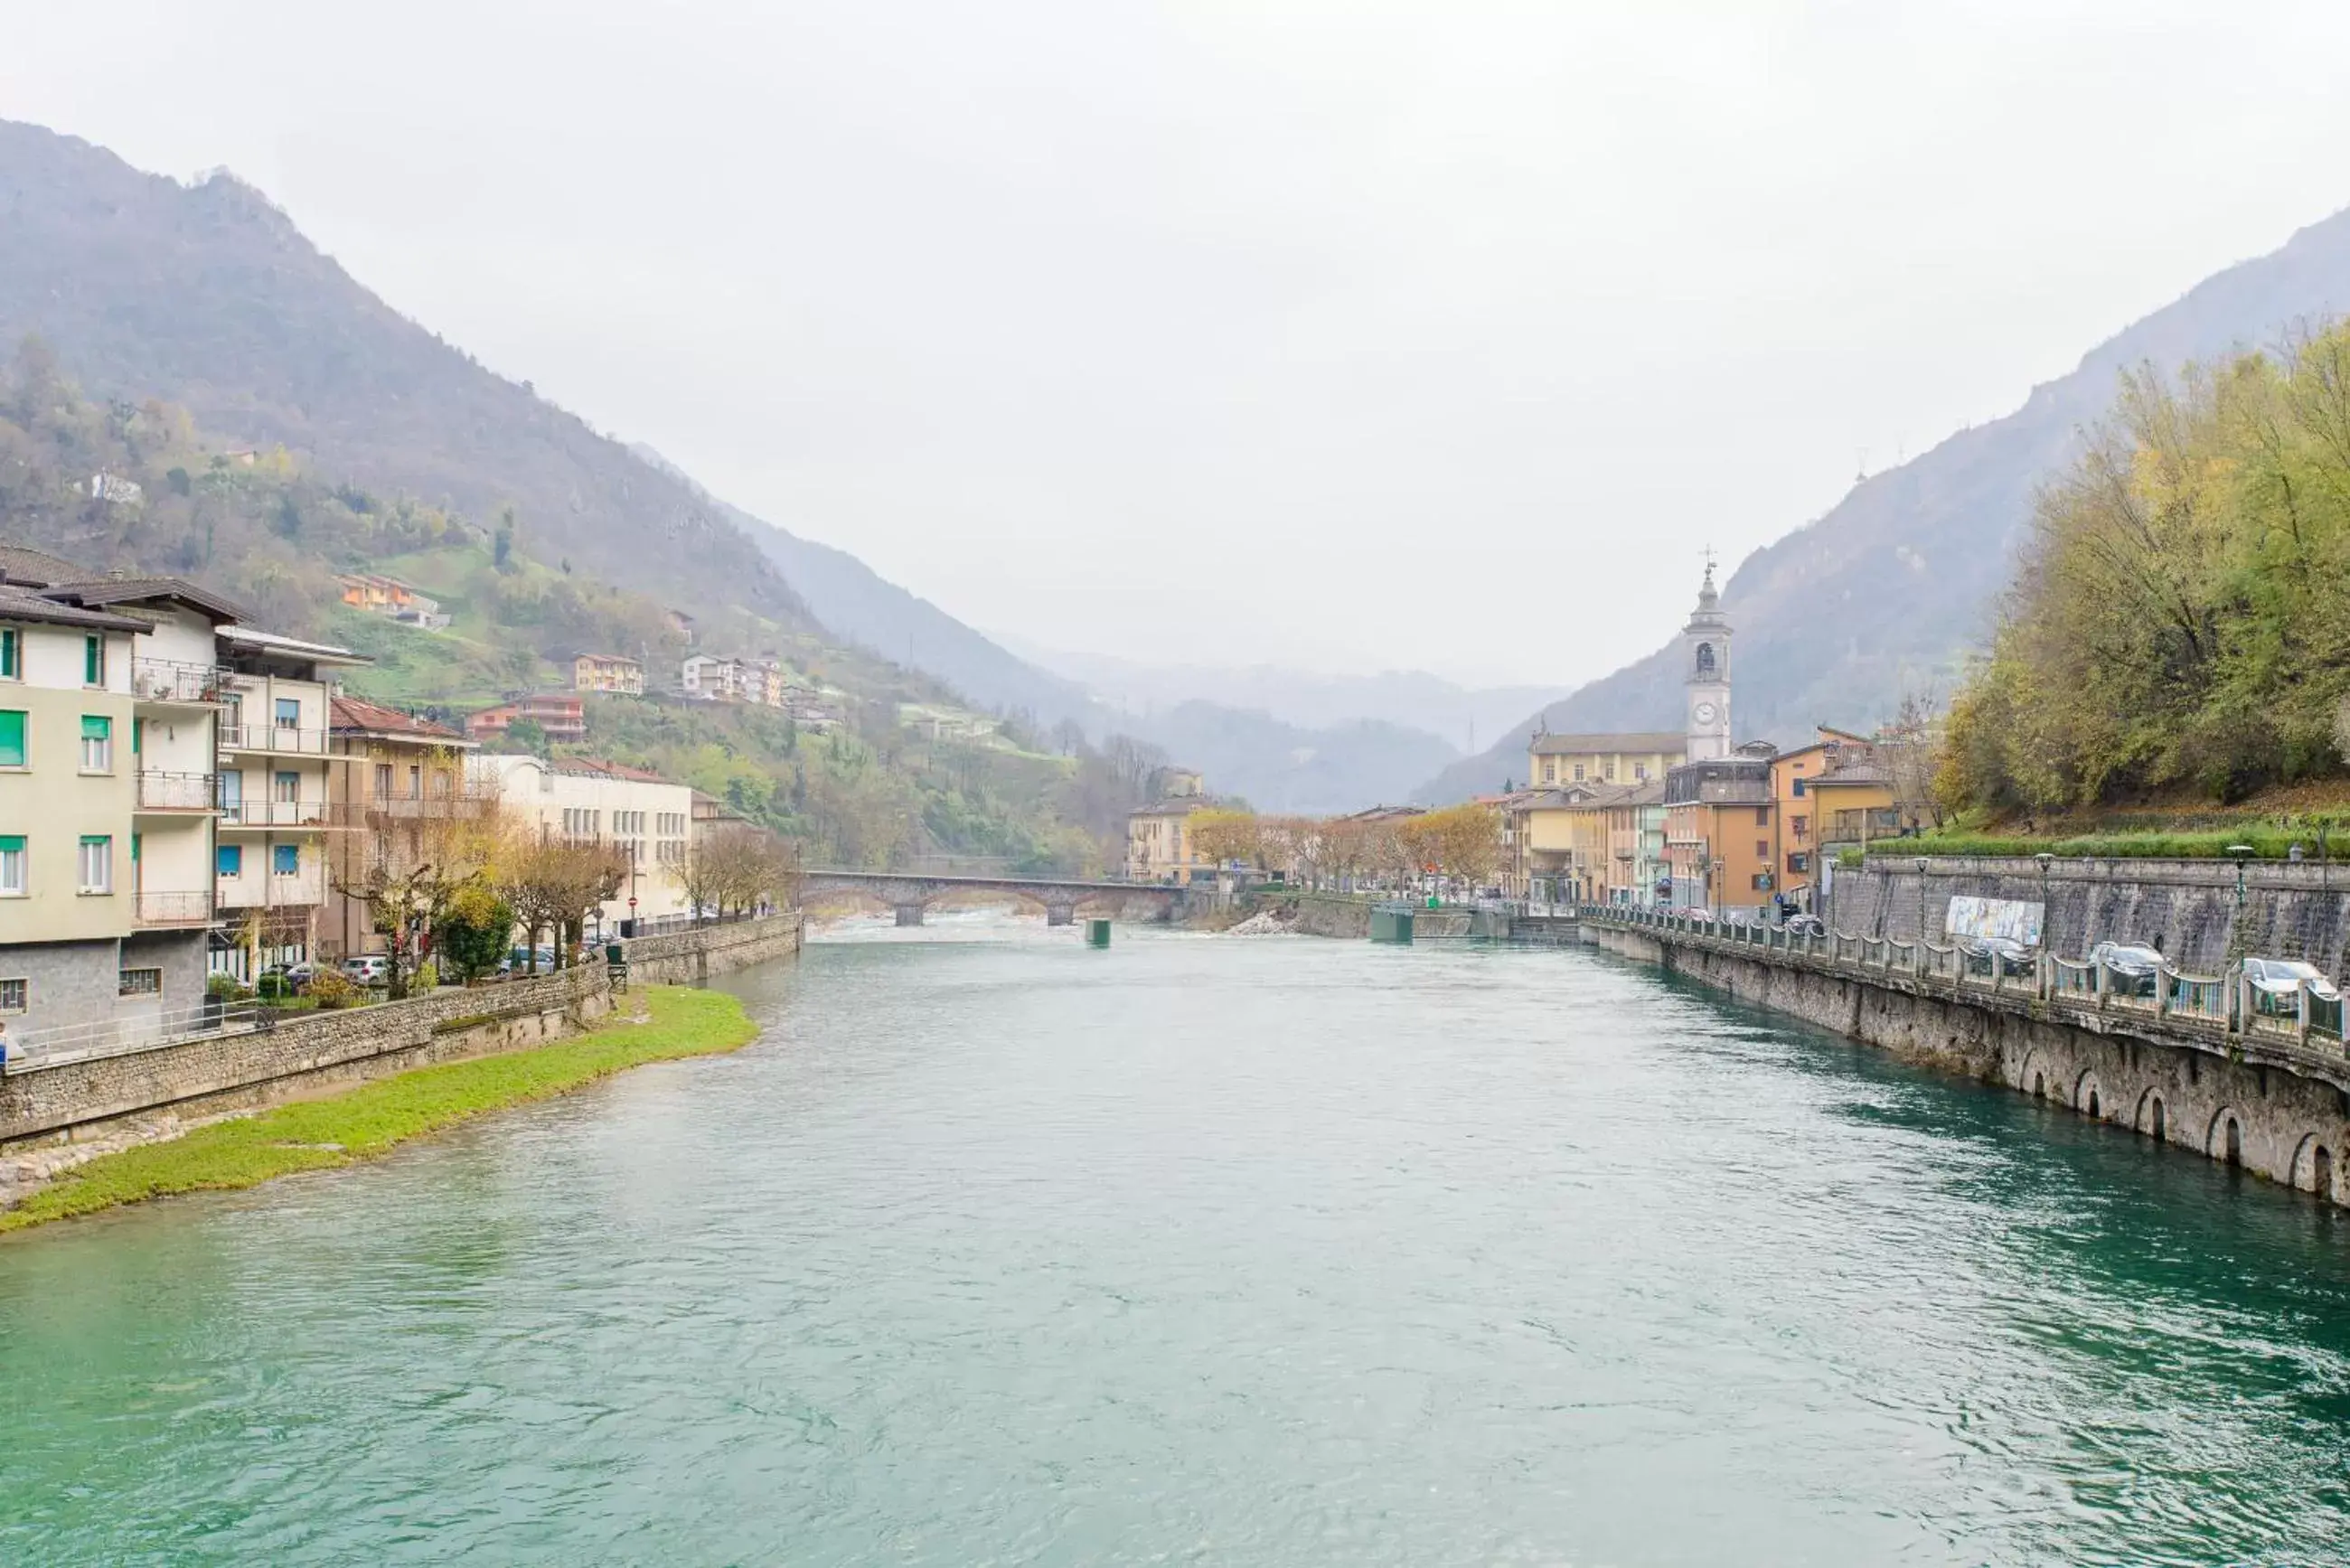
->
[465, 691, 586, 744]
[322, 697, 480, 961]
[1661, 747, 1778, 915]
[0, 549, 258, 1036]
[469, 753, 694, 931]
[212, 627, 370, 979]
[572, 653, 644, 697]
[1603, 780, 1668, 906]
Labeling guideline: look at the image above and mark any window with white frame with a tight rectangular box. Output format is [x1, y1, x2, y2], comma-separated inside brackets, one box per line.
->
[80, 715, 112, 772]
[118, 967, 162, 998]
[78, 834, 112, 893]
[0, 978, 24, 1011]
[0, 834, 22, 895]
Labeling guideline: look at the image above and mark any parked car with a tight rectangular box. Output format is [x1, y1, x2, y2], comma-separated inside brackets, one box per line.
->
[1960, 934, 2035, 976]
[2244, 957, 2343, 1014]
[2088, 941, 2164, 996]
[341, 954, 391, 985]
[500, 945, 561, 975]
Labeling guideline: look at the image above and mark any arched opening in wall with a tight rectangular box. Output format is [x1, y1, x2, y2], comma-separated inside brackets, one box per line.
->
[2087, 1089, 2101, 1120]
[2032, 1072, 2045, 1098]
[2225, 1117, 2243, 1167]
[2316, 1146, 2335, 1199]
[2150, 1098, 2166, 1140]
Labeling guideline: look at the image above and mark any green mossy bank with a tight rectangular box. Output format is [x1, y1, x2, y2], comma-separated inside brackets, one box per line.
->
[0, 986, 758, 1235]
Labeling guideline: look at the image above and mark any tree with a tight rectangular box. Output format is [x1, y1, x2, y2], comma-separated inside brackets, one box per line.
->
[325, 752, 503, 998]
[1188, 810, 1259, 871]
[437, 884, 514, 982]
[504, 717, 550, 758]
[497, 833, 628, 970]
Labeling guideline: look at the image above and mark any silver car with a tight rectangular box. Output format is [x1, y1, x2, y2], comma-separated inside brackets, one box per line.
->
[2244, 957, 2342, 1013]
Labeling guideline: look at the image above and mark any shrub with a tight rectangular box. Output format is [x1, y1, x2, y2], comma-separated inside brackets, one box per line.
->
[205, 973, 245, 1002]
[412, 960, 439, 991]
[255, 973, 291, 1003]
[307, 970, 362, 1010]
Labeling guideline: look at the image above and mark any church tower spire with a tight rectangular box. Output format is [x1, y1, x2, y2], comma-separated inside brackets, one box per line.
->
[1683, 557, 1732, 761]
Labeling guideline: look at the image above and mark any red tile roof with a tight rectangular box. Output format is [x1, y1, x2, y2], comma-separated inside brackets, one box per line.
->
[331, 695, 466, 742]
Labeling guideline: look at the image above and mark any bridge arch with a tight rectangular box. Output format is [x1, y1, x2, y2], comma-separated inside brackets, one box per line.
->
[2134, 1088, 2167, 1142]
[2206, 1106, 2246, 1167]
[2290, 1133, 2337, 1200]
[2073, 1067, 2107, 1122]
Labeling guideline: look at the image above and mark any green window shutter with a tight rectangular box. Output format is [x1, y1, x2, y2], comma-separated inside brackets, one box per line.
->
[0, 710, 24, 767]
[0, 835, 22, 853]
[81, 715, 110, 741]
[0, 629, 14, 678]
[84, 635, 100, 685]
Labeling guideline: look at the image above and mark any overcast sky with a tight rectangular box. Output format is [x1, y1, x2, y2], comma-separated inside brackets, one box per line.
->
[9, 2, 2350, 687]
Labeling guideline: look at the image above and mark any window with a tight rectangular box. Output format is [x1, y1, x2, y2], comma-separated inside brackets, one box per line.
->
[78, 834, 112, 894]
[1755, 840, 1769, 859]
[1791, 815, 1809, 840]
[1633, 764, 1648, 782]
[1754, 807, 1770, 826]
[274, 770, 300, 803]
[0, 627, 15, 679]
[1791, 776, 1806, 796]
[0, 709, 24, 768]
[272, 844, 300, 876]
[118, 967, 162, 998]
[84, 634, 104, 687]
[0, 978, 23, 1011]
[274, 698, 300, 730]
[374, 762, 393, 799]
[1789, 852, 1811, 873]
[0, 835, 22, 895]
[408, 765, 420, 799]
[217, 843, 243, 877]
[80, 715, 112, 772]
[1572, 764, 1585, 781]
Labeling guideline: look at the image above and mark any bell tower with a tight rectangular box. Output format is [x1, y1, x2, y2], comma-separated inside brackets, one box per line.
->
[1683, 556, 1731, 761]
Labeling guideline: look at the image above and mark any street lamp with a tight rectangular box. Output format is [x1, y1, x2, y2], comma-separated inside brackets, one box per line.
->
[2035, 851, 2054, 951]
[2226, 843, 2255, 966]
[1914, 856, 1930, 944]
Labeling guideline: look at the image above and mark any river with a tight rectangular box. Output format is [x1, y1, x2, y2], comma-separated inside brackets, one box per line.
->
[4, 920, 2348, 1564]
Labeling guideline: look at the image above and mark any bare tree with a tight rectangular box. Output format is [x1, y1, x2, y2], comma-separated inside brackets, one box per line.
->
[326, 748, 503, 998]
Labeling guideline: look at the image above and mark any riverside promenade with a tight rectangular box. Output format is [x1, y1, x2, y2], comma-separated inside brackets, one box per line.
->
[1579, 904, 2350, 1206]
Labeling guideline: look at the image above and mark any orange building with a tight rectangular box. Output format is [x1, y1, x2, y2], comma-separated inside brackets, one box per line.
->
[1662, 749, 1776, 916]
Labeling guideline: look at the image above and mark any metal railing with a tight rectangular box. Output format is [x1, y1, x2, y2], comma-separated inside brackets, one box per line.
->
[218, 799, 331, 828]
[3, 1000, 265, 1073]
[1576, 905, 2350, 1055]
[136, 769, 220, 811]
[133, 888, 212, 926]
[219, 723, 329, 756]
[130, 657, 226, 705]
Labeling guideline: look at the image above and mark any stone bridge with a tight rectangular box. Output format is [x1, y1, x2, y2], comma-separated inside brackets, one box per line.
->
[801, 869, 1190, 926]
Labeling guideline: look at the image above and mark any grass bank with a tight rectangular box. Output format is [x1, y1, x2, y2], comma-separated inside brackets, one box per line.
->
[0, 985, 758, 1235]
[1838, 825, 2329, 867]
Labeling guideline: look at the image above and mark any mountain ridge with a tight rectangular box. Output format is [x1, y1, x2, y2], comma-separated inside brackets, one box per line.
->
[1417, 201, 2350, 802]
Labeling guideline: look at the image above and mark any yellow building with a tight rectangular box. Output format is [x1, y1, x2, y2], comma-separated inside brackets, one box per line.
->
[572, 653, 644, 697]
[1126, 769, 1215, 884]
[322, 697, 481, 962]
[1525, 730, 1683, 791]
[1502, 783, 1623, 904]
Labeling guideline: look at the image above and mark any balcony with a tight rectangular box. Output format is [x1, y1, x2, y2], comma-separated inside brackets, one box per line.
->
[133, 888, 214, 926]
[218, 799, 332, 830]
[216, 869, 326, 909]
[136, 769, 221, 812]
[130, 657, 226, 706]
[220, 722, 328, 756]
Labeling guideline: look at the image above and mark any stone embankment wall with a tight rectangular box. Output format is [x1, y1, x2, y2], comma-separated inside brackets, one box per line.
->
[1828, 856, 2350, 972]
[0, 912, 804, 1150]
[1588, 923, 2350, 1207]
[1289, 895, 1372, 939]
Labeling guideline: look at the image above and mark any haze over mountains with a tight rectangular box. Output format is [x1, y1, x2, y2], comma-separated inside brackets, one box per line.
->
[0, 117, 1451, 815]
[1419, 202, 2350, 803]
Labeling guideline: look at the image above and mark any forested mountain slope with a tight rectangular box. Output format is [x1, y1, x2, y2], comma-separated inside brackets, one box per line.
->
[1420, 202, 2350, 802]
[0, 119, 807, 638]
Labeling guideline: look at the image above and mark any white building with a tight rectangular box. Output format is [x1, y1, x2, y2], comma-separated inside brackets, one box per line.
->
[468, 754, 695, 934]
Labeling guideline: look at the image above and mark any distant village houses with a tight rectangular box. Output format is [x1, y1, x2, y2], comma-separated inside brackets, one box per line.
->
[336, 572, 450, 631]
[572, 653, 644, 697]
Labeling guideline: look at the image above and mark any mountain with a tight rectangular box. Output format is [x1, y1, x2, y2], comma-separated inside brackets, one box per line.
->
[994, 639, 1555, 753]
[1419, 202, 2350, 803]
[627, 445, 1102, 730]
[1126, 702, 1458, 817]
[0, 119, 808, 645]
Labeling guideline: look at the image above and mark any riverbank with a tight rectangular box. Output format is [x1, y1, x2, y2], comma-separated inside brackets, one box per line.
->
[0, 986, 758, 1234]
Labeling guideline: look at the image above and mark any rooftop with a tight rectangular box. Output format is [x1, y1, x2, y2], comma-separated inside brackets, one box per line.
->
[0, 582, 154, 634]
[1528, 729, 1686, 757]
[330, 695, 470, 745]
[219, 625, 370, 666]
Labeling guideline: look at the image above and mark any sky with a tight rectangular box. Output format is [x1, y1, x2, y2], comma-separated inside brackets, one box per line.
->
[8, 1, 2350, 689]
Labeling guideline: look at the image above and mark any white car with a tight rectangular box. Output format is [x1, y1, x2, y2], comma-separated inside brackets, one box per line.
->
[341, 954, 392, 985]
[2244, 957, 2342, 1007]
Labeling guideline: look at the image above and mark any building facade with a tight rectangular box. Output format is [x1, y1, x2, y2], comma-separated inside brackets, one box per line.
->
[1603, 780, 1668, 906]
[469, 754, 695, 933]
[1126, 768, 1216, 885]
[572, 653, 644, 697]
[1524, 731, 1682, 792]
[323, 697, 481, 961]
[212, 627, 370, 979]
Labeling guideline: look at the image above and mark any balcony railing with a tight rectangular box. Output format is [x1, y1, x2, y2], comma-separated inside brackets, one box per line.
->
[218, 799, 332, 829]
[130, 657, 227, 705]
[133, 888, 214, 926]
[220, 723, 328, 756]
[216, 870, 326, 908]
[136, 770, 221, 812]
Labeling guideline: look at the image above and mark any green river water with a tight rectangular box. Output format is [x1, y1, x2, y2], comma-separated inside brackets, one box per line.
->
[4, 921, 2349, 1565]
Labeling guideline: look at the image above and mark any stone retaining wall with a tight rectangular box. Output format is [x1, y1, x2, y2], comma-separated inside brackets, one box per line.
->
[1828, 855, 2350, 973]
[1587, 922, 2350, 1207]
[0, 911, 804, 1150]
